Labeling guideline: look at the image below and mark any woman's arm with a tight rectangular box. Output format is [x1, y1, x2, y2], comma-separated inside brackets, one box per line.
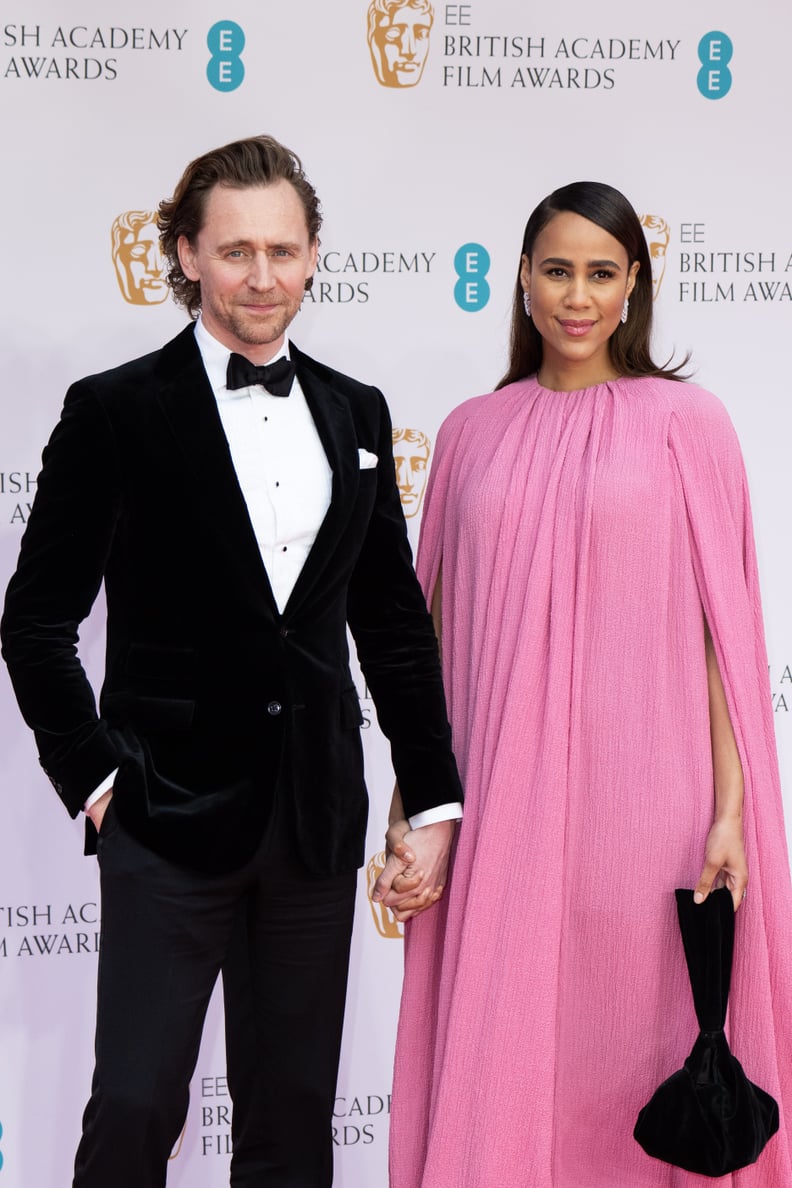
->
[694, 617, 749, 911]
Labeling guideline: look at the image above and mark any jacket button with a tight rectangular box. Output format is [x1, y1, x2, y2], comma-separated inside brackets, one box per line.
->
[267, 701, 283, 716]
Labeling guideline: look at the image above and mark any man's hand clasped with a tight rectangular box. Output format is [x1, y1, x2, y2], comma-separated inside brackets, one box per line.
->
[372, 818, 455, 922]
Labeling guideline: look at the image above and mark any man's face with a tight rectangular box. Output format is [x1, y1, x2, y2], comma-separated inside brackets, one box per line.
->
[371, 6, 432, 87]
[178, 181, 317, 362]
[114, 216, 168, 305]
[393, 435, 430, 517]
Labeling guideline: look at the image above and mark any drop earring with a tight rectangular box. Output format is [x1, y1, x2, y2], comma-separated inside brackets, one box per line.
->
[621, 298, 629, 325]
[523, 291, 531, 318]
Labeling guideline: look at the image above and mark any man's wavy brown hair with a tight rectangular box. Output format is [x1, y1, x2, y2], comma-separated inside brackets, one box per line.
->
[158, 134, 322, 317]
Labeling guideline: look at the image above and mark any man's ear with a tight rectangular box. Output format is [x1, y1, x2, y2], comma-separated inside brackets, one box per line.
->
[305, 237, 319, 289]
[177, 235, 200, 282]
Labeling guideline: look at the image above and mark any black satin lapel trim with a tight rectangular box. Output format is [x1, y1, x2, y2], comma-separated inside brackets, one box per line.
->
[286, 359, 359, 614]
[153, 331, 279, 617]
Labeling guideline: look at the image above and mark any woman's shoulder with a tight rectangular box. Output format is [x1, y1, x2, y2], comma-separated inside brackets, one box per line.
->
[438, 378, 536, 437]
[626, 374, 733, 428]
[627, 377, 742, 465]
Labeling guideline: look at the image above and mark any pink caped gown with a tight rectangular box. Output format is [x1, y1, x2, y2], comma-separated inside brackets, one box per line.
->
[390, 376, 792, 1188]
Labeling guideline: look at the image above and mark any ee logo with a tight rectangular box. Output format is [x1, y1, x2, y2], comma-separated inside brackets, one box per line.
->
[207, 21, 245, 91]
[454, 243, 490, 312]
[697, 31, 732, 99]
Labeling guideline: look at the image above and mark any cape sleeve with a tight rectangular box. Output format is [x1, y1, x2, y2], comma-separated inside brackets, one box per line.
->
[414, 401, 478, 603]
[669, 387, 792, 1100]
[668, 389, 785, 849]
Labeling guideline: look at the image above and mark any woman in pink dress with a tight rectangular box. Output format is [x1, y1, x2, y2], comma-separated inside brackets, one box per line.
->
[383, 182, 792, 1186]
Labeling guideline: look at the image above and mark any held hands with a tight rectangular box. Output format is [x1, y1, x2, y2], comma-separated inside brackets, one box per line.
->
[372, 818, 455, 923]
[694, 815, 748, 912]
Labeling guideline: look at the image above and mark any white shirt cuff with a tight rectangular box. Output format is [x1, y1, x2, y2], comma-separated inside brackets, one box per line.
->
[407, 802, 463, 830]
[83, 769, 118, 812]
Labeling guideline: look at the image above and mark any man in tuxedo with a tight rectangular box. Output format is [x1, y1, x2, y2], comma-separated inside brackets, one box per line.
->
[1, 135, 462, 1188]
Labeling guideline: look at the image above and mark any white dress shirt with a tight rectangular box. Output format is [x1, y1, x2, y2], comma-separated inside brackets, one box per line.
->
[88, 320, 461, 829]
[196, 319, 332, 613]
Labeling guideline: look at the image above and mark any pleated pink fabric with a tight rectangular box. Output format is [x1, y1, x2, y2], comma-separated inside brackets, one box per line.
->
[390, 376, 792, 1188]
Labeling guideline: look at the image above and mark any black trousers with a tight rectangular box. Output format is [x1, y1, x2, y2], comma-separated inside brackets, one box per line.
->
[72, 799, 357, 1188]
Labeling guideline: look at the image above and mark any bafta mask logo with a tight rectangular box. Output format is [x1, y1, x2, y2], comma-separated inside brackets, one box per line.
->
[639, 214, 670, 300]
[392, 428, 431, 518]
[111, 210, 168, 305]
[367, 0, 434, 88]
[366, 851, 404, 939]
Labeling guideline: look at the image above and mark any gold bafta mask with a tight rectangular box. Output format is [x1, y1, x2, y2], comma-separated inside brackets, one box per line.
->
[367, 0, 434, 88]
[366, 851, 404, 939]
[392, 428, 431, 518]
[111, 210, 168, 305]
[639, 214, 670, 300]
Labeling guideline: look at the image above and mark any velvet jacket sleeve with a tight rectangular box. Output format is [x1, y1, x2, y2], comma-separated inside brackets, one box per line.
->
[345, 389, 462, 821]
[1, 381, 123, 814]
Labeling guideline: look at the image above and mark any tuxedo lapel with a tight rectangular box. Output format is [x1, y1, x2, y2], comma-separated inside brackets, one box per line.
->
[152, 326, 280, 616]
[284, 348, 360, 615]
[145, 328, 363, 621]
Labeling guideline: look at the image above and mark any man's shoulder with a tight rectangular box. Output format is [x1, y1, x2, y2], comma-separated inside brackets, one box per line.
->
[290, 341, 383, 402]
[75, 324, 198, 394]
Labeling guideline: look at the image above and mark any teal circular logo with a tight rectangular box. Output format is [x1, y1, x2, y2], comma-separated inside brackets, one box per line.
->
[207, 21, 245, 91]
[454, 243, 491, 311]
[697, 31, 732, 99]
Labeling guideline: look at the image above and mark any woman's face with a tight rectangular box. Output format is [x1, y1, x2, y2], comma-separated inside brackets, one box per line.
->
[520, 210, 639, 390]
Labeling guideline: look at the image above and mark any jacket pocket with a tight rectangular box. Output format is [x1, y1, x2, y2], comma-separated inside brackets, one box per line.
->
[125, 695, 196, 733]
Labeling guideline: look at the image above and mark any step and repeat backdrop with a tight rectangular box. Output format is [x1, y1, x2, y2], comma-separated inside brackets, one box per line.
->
[0, 1, 790, 1184]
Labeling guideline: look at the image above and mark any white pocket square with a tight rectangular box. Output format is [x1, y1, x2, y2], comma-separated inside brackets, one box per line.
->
[358, 449, 378, 469]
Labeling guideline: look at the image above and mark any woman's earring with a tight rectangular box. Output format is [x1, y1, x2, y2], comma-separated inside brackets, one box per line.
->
[523, 291, 531, 318]
[621, 298, 629, 325]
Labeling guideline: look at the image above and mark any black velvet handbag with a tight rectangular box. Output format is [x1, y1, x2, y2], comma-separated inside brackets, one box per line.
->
[633, 887, 779, 1176]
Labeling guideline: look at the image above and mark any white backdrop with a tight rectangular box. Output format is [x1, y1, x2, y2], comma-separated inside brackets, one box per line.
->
[1, 2, 791, 1184]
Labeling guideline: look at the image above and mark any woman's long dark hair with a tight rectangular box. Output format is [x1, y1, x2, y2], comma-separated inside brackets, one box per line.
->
[497, 181, 688, 388]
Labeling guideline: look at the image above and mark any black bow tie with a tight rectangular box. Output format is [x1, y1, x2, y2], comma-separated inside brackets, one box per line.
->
[226, 353, 296, 397]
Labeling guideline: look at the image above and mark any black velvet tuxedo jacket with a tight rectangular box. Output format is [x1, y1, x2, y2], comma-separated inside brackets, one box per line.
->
[1, 325, 461, 874]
